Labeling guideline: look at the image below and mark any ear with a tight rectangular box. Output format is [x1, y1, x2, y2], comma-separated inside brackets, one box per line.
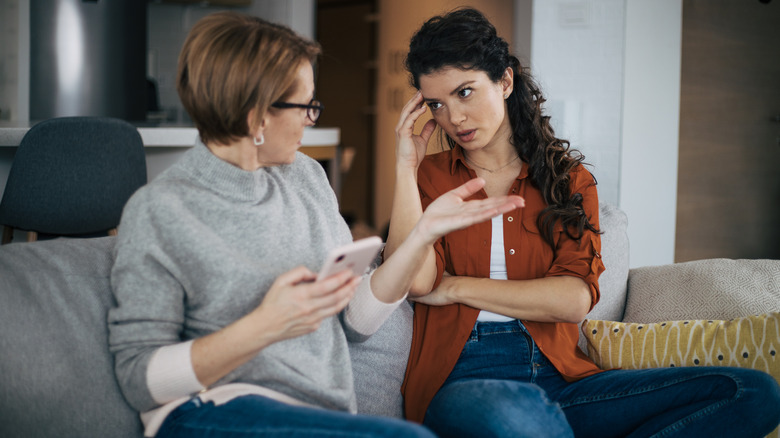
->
[247, 107, 268, 140]
[501, 67, 514, 98]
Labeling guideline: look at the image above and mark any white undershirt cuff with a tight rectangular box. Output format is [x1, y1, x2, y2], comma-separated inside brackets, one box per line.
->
[145, 340, 205, 405]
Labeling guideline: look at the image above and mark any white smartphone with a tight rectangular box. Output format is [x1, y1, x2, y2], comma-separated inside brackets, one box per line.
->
[317, 236, 383, 281]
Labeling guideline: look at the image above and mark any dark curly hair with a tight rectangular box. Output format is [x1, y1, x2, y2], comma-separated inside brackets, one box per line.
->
[405, 7, 599, 246]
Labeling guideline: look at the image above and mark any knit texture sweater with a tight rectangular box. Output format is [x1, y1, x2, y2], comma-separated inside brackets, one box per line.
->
[108, 141, 394, 418]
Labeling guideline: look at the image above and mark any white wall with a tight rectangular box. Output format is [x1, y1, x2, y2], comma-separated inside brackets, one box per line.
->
[530, 0, 682, 268]
[530, 0, 626, 208]
[619, 0, 682, 267]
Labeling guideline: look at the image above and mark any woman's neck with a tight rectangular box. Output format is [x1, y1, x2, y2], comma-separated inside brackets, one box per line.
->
[462, 136, 518, 173]
[205, 138, 265, 171]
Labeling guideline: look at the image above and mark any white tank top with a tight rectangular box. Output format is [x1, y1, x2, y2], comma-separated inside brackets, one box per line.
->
[476, 215, 515, 322]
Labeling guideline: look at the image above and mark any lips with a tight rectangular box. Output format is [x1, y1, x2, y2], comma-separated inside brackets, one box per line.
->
[456, 129, 476, 142]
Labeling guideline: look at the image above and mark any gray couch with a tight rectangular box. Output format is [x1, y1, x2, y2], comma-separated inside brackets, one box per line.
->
[2, 203, 778, 437]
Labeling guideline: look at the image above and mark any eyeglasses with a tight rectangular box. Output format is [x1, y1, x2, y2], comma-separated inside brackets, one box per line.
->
[270, 99, 324, 123]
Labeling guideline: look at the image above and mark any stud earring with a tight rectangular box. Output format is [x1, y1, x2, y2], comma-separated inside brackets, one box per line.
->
[253, 134, 265, 146]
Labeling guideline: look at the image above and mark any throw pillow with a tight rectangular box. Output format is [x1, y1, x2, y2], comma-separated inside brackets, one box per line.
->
[582, 313, 779, 438]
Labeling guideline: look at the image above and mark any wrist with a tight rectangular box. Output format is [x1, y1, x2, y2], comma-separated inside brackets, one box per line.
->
[407, 221, 438, 248]
[395, 162, 419, 180]
[244, 306, 282, 349]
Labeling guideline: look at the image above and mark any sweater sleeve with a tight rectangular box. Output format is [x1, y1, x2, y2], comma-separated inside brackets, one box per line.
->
[108, 190, 202, 412]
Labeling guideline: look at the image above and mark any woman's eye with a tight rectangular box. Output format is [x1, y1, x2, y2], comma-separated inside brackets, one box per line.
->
[427, 102, 442, 111]
[458, 88, 473, 98]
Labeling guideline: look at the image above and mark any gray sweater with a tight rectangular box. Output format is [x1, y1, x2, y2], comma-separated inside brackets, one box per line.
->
[108, 141, 386, 415]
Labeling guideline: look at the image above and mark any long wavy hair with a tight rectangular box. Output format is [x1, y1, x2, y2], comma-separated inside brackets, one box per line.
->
[405, 7, 599, 246]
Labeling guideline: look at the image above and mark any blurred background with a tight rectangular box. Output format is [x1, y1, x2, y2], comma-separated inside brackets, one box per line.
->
[0, 0, 777, 267]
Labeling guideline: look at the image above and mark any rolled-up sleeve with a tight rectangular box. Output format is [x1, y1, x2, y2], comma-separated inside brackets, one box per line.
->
[545, 168, 605, 310]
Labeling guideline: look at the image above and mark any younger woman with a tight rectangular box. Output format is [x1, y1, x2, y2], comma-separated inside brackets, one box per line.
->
[385, 8, 780, 438]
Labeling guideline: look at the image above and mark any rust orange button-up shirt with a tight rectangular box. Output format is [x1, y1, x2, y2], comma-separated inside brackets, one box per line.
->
[401, 146, 605, 423]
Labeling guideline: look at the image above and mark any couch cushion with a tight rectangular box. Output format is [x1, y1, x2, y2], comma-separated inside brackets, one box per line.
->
[349, 300, 413, 419]
[624, 258, 780, 322]
[577, 202, 630, 352]
[0, 237, 143, 438]
[590, 202, 630, 321]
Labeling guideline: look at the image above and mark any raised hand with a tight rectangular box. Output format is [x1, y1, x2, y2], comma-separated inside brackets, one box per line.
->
[415, 177, 525, 245]
[395, 91, 437, 170]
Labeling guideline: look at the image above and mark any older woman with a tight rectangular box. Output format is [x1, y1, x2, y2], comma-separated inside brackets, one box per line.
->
[108, 11, 523, 438]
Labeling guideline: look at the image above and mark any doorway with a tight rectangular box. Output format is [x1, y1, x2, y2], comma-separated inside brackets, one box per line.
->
[676, 0, 780, 261]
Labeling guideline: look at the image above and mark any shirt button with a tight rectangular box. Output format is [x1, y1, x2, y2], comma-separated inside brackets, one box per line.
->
[507, 216, 514, 222]
[509, 249, 516, 255]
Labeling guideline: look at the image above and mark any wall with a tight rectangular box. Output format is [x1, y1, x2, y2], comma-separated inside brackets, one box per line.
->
[530, 0, 625, 207]
[619, 0, 682, 267]
[533, 0, 682, 268]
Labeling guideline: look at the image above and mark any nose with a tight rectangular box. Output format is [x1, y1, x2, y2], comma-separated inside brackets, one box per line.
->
[449, 106, 467, 126]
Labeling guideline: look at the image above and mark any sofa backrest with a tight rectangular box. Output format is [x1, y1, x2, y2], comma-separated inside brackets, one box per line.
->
[588, 202, 631, 322]
[624, 258, 780, 322]
[0, 237, 143, 438]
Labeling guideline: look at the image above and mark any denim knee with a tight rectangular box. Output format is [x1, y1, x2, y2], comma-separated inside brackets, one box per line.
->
[424, 379, 573, 438]
[733, 368, 780, 434]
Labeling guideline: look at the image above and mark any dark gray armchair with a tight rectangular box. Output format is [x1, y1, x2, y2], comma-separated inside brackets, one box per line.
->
[0, 117, 147, 244]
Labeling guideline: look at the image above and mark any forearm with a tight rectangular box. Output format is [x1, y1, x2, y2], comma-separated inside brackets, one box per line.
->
[441, 275, 592, 323]
[190, 311, 277, 387]
[382, 165, 438, 295]
[139, 311, 277, 406]
[371, 224, 436, 302]
[385, 165, 422, 256]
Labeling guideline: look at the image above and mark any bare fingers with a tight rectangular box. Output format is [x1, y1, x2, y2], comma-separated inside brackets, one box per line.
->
[395, 91, 428, 135]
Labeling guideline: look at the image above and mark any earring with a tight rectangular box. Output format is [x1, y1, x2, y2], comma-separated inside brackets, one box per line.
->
[253, 134, 265, 146]
[504, 94, 509, 99]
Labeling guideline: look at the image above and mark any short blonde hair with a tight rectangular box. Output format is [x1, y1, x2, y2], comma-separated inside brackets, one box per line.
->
[177, 12, 321, 145]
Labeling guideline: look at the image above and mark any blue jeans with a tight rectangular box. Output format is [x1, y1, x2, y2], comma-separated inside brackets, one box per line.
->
[157, 394, 435, 438]
[424, 320, 780, 438]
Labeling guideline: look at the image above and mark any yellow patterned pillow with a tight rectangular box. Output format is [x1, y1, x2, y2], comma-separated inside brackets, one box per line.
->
[582, 313, 780, 438]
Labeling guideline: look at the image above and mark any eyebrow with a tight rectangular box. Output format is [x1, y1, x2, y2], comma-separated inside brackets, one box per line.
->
[422, 80, 477, 102]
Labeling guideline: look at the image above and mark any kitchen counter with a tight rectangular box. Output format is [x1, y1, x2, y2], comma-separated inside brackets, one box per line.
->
[0, 123, 340, 150]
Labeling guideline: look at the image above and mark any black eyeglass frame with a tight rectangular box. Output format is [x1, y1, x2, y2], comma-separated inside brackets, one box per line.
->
[270, 99, 324, 123]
